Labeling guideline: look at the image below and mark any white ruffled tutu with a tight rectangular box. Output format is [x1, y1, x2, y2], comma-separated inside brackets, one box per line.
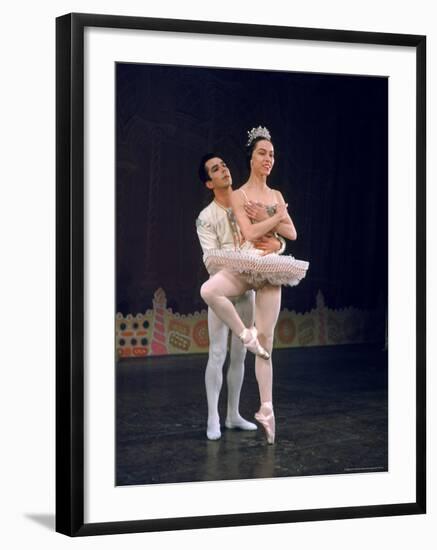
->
[203, 244, 309, 289]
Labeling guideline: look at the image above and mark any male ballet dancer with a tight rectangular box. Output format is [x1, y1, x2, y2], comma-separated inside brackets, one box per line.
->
[196, 153, 285, 440]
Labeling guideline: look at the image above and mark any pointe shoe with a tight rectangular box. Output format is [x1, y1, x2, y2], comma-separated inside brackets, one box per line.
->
[239, 327, 270, 360]
[254, 402, 275, 444]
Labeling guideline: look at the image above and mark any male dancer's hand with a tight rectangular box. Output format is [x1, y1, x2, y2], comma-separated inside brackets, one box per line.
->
[253, 235, 282, 256]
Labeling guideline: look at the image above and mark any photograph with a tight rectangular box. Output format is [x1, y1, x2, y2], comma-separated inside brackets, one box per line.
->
[2, 0, 433, 547]
[55, 11, 426, 536]
[115, 62, 389, 486]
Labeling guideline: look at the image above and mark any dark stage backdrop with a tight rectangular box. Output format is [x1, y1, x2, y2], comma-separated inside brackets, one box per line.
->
[116, 63, 388, 317]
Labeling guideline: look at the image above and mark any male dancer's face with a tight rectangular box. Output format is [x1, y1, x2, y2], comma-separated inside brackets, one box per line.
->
[204, 157, 232, 191]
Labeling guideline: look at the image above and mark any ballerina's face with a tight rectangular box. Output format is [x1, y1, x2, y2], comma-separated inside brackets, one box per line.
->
[251, 139, 275, 177]
[204, 157, 232, 190]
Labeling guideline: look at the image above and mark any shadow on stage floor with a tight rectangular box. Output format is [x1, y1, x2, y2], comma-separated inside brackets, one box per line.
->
[116, 343, 388, 486]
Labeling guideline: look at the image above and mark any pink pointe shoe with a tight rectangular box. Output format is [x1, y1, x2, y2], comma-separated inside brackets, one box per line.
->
[255, 402, 275, 444]
[239, 327, 270, 360]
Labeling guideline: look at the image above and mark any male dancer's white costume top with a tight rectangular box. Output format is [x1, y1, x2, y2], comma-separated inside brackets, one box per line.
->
[196, 200, 241, 252]
[196, 200, 257, 440]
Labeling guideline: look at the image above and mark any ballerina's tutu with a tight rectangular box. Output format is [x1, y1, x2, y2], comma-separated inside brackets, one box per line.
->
[203, 244, 309, 289]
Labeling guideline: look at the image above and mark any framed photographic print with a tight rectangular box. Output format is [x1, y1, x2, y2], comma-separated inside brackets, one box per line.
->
[56, 12, 426, 536]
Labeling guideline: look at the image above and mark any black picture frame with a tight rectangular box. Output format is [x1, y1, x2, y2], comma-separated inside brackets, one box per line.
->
[56, 12, 426, 537]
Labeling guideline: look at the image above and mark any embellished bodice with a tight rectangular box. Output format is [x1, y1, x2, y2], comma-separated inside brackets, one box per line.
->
[239, 187, 278, 222]
[238, 187, 278, 255]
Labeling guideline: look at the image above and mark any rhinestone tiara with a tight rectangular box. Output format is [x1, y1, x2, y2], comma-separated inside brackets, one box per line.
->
[246, 126, 271, 146]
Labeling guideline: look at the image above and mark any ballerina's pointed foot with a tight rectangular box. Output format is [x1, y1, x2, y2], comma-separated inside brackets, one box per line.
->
[254, 402, 275, 444]
[239, 327, 270, 360]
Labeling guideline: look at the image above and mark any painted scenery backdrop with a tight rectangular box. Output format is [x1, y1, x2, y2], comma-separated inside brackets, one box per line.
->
[115, 63, 388, 357]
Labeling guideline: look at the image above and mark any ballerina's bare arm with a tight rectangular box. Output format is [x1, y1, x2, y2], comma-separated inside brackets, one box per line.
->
[230, 190, 288, 242]
[243, 192, 297, 241]
[271, 190, 297, 240]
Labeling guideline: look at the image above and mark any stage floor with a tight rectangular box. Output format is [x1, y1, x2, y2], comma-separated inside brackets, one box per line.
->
[116, 343, 388, 486]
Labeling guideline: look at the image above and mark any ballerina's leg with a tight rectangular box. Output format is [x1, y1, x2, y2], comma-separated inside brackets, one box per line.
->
[200, 270, 251, 336]
[254, 284, 281, 403]
[253, 284, 282, 444]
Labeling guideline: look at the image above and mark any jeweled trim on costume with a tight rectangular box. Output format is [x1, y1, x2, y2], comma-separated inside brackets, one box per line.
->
[195, 218, 213, 230]
[266, 204, 277, 216]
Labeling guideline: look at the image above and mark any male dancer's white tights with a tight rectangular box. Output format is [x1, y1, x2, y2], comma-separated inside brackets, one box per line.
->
[201, 270, 282, 409]
[204, 291, 255, 439]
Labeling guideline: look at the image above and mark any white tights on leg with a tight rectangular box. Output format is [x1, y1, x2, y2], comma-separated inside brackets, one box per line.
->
[204, 308, 228, 440]
[225, 292, 257, 431]
[204, 291, 257, 440]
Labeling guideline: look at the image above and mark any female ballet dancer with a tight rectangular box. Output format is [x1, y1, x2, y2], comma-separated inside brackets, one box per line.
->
[200, 126, 309, 444]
